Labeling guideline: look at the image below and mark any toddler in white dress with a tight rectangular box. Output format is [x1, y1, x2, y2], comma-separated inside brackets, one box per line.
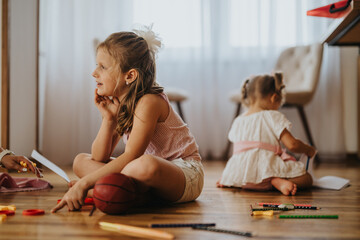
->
[218, 72, 315, 196]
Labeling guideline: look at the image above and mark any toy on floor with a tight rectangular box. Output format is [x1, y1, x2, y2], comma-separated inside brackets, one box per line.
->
[22, 209, 45, 216]
[18, 161, 37, 173]
[0, 204, 16, 222]
[0, 205, 16, 211]
[0, 210, 15, 216]
[0, 214, 7, 222]
[93, 173, 138, 215]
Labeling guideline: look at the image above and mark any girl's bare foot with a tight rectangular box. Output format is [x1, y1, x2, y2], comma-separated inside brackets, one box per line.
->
[271, 177, 297, 196]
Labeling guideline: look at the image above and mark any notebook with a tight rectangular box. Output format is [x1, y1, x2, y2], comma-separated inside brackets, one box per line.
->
[299, 153, 350, 190]
[31, 150, 70, 183]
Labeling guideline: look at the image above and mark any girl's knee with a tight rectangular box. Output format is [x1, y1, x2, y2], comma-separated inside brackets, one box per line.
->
[122, 154, 160, 182]
[73, 153, 91, 174]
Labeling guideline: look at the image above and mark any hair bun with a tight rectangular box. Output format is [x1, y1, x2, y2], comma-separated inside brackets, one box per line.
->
[133, 24, 162, 56]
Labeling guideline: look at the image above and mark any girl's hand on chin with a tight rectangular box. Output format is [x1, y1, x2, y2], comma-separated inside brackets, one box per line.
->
[94, 89, 120, 121]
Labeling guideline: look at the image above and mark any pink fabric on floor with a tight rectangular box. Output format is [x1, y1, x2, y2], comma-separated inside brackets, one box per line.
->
[0, 173, 52, 192]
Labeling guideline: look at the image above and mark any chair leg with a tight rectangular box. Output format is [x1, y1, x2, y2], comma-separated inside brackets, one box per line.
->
[222, 103, 242, 160]
[296, 106, 315, 147]
[296, 106, 320, 163]
[176, 101, 185, 122]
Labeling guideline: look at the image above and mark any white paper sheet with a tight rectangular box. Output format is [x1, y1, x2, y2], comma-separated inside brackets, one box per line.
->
[313, 176, 350, 190]
[31, 150, 70, 182]
[299, 152, 350, 190]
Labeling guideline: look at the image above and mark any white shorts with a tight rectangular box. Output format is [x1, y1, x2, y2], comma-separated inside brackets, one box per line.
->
[172, 159, 204, 203]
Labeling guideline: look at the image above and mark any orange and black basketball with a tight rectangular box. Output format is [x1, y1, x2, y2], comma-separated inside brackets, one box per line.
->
[93, 173, 137, 215]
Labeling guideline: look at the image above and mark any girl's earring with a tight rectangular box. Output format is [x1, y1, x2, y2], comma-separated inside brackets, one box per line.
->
[126, 81, 129, 85]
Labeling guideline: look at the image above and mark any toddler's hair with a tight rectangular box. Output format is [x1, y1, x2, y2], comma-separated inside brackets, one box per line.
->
[97, 26, 163, 136]
[241, 72, 285, 107]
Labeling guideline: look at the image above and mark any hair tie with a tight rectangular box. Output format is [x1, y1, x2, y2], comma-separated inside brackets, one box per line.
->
[274, 72, 284, 92]
[133, 24, 162, 56]
[242, 79, 250, 99]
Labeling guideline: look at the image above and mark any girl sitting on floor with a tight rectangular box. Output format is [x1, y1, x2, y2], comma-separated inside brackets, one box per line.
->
[52, 27, 203, 212]
[217, 72, 315, 196]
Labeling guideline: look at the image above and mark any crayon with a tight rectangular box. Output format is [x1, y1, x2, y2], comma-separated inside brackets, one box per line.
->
[251, 210, 274, 216]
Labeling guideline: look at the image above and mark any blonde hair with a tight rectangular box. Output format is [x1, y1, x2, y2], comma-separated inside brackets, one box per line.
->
[97, 27, 163, 136]
[241, 72, 285, 107]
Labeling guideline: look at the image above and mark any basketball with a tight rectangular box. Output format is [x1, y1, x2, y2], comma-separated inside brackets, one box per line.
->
[93, 173, 138, 215]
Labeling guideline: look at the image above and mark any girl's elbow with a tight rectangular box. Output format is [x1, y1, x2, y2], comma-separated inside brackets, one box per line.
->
[287, 140, 300, 152]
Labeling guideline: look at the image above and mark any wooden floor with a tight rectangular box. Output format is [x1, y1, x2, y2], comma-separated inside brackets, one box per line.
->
[1, 159, 360, 240]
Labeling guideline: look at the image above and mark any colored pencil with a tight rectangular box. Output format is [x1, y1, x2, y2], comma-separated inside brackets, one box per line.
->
[262, 204, 319, 210]
[279, 215, 338, 219]
[99, 222, 175, 239]
[252, 207, 290, 211]
[88, 205, 96, 216]
[306, 156, 310, 171]
[258, 203, 312, 207]
[150, 223, 216, 228]
[192, 226, 252, 237]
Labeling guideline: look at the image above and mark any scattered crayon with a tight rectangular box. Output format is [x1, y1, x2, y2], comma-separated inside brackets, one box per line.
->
[251, 210, 274, 216]
[0, 205, 16, 211]
[0, 214, 7, 222]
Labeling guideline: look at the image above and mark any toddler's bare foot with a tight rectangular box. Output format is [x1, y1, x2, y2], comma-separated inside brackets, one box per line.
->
[271, 178, 297, 196]
[216, 179, 224, 188]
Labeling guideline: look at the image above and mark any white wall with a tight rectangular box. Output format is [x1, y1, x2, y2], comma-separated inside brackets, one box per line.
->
[8, 0, 37, 155]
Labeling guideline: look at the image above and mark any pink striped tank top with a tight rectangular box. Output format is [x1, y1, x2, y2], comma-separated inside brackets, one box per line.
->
[123, 93, 201, 161]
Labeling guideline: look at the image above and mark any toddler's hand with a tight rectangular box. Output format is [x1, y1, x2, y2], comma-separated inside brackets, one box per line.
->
[94, 89, 120, 121]
[308, 146, 316, 158]
[1, 155, 43, 178]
